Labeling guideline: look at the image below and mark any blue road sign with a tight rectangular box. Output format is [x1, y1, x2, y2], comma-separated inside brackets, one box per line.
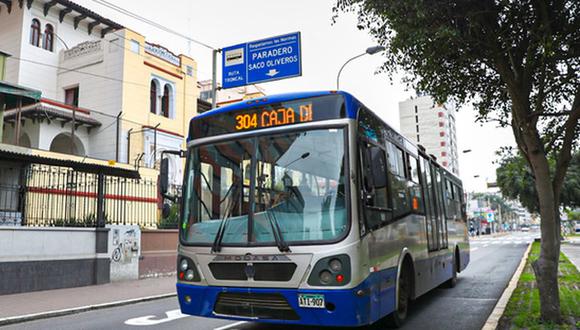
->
[222, 32, 302, 89]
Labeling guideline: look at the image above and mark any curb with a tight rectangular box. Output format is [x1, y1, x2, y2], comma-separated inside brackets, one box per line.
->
[0, 292, 177, 327]
[481, 241, 533, 330]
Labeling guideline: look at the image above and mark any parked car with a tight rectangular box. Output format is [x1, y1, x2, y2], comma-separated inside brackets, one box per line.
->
[521, 226, 530, 232]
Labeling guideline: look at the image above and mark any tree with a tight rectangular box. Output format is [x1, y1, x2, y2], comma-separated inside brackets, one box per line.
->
[497, 151, 580, 214]
[334, 0, 579, 323]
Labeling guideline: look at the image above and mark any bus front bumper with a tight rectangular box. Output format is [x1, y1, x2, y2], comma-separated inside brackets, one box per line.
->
[176, 274, 396, 327]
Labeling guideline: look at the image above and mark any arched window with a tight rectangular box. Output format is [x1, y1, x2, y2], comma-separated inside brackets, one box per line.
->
[43, 24, 54, 51]
[30, 19, 41, 47]
[150, 80, 158, 114]
[161, 84, 170, 117]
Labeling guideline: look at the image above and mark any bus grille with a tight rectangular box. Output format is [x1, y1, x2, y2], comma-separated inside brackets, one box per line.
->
[209, 263, 297, 281]
[214, 292, 300, 320]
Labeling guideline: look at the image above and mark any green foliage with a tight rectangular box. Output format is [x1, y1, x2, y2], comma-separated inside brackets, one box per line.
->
[501, 242, 580, 329]
[158, 203, 180, 229]
[496, 151, 580, 213]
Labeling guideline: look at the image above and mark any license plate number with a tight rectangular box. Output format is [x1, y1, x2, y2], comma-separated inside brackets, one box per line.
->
[298, 294, 325, 308]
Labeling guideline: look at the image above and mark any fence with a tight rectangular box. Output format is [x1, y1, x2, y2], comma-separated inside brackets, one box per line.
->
[0, 163, 174, 228]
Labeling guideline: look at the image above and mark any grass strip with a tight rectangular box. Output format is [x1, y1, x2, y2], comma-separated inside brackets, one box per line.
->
[498, 242, 580, 329]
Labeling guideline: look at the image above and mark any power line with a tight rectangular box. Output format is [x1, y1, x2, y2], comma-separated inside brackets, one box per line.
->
[8, 56, 199, 99]
[90, 0, 215, 51]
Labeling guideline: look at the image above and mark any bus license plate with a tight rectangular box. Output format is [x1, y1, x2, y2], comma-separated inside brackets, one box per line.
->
[298, 294, 325, 308]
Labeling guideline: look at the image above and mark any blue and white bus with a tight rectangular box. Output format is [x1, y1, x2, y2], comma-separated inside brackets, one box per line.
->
[165, 91, 470, 328]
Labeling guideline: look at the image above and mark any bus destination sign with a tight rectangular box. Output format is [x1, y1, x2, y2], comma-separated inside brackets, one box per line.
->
[234, 102, 313, 131]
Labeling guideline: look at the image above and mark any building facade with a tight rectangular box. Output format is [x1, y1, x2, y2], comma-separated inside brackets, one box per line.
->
[0, 0, 198, 184]
[399, 95, 459, 175]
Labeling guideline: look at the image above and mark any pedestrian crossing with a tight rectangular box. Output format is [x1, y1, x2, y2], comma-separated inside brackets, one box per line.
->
[469, 234, 537, 247]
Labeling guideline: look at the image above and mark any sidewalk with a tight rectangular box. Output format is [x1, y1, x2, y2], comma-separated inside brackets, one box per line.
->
[0, 276, 176, 325]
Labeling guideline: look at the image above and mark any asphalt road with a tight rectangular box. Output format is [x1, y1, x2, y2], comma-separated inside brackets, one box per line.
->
[4, 232, 537, 330]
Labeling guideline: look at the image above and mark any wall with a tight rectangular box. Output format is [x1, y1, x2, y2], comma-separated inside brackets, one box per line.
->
[120, 29, 198, 167]
[107, 225, 141, 282]
[0, 227, 109, 295]
[139, 229, 178, 278]
[16, 2, 102, 99]
[0, 4, 23, 85]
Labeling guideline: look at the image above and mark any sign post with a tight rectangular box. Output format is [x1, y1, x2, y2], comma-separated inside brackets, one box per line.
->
[222, 32, 302, 89]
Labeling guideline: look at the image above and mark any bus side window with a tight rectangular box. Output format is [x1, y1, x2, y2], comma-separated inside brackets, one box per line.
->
[407, 154, 424, 214]
[360, 142, 390, 230]
[387, 142, 410, 218]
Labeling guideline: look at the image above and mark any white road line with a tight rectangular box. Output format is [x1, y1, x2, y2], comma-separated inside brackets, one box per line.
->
[471, 247, 479, 252]
[483, 244, 489, 248]
[214, 321, 248, 330]
[492, 241, 501, 244]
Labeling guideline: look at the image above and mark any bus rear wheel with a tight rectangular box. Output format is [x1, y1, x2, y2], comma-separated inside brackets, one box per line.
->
[386, 265, 411, 328]
[443, 250, 458, 288]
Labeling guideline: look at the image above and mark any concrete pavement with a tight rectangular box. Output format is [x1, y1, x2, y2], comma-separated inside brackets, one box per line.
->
[0, 276, 176, 325]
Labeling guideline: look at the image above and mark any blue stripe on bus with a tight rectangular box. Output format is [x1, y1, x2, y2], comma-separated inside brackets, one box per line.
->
[177, 267, 397, 327]
[195, 90, 361, 120]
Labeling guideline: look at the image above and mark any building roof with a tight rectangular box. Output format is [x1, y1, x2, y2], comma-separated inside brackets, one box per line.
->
[0, 81, 42, 108]
[0, 143, 140, 178]
[1, 0, 124, 37]
[3, 103, 102, 128]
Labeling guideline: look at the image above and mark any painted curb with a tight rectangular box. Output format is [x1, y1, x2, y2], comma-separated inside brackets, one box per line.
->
[0, 292, 177, 326]
[481, 242, 533, 330]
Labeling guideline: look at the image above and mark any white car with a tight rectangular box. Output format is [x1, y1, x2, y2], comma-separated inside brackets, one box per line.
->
[521, 227, 530, 232]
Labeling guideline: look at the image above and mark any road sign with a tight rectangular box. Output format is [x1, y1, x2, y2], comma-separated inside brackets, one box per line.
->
[222, 32, 302, 89]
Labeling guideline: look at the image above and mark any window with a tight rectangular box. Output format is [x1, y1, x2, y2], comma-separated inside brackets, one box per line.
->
[30, 19, 41, 47]
[438, 112, 444, 117]
[387, 142, 410, 217]
[130, 39, 140, 54]
[161, 84, 171, 117]
[441, 151, 447, 157]
[64, 87, 79, 107]
[440, 131, 445, 137]
[439, 121, 444, 127]
[43, 24, 54, 51]
[440, 141, 446, 147]
[150, 80, 158, 114]
[361, 142, 392, 230]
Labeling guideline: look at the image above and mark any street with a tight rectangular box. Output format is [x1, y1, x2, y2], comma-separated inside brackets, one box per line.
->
[3, 232, 537, 330]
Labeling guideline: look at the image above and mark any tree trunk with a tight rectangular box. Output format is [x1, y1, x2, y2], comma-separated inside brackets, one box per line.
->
[528, 151, 562, 323]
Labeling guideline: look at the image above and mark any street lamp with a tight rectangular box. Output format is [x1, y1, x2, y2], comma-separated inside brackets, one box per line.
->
[336, 45, 385, 90]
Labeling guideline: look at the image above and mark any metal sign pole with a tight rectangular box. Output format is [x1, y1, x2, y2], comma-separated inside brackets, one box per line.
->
[211, 49, 219, 109]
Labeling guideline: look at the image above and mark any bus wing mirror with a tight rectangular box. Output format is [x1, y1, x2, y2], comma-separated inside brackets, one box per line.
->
[160, 157, 169, 195]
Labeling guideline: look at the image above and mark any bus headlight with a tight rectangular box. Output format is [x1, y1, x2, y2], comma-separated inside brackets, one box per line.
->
[308, 254, 351, 286]
[329, 258, 342, 272]
[319, 270, 332, 284]
[180, 259, 189, 272]
[177, 256, 200, 282]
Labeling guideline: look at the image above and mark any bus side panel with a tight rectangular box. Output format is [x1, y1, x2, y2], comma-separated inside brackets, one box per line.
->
[361, 213, 427, 320]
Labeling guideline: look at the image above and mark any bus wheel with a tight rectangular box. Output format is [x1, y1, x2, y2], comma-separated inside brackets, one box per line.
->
[386, 265, 411, 328]
[443, 251, 458, 288]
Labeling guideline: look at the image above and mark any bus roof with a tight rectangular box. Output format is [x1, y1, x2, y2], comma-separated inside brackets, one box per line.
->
[194, 90, 361, 120]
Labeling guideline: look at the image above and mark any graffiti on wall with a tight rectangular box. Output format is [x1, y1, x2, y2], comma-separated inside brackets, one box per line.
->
[111, 228, 139, 263]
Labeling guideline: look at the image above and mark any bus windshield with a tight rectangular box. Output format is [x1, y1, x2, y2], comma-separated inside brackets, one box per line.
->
[181, 128, 348, 246]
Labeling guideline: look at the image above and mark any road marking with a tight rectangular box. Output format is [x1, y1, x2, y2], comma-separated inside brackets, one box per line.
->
[471, 247, 479, 252]
[214, 321, 248, 330]
[483, 244, 489, 248]
[125, 309, 188, 326]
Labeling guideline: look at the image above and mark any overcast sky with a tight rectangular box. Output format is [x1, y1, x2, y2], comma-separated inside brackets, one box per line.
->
[75, 0, 517, 192]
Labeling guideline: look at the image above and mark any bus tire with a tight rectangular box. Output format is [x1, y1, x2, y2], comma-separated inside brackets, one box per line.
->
[386, 263, 411, 328]
[443, 249, 458, 288]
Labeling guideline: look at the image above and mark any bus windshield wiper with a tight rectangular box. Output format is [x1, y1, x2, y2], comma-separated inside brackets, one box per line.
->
[266, 210, 290, 252]
[212, 183, 240, 253]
